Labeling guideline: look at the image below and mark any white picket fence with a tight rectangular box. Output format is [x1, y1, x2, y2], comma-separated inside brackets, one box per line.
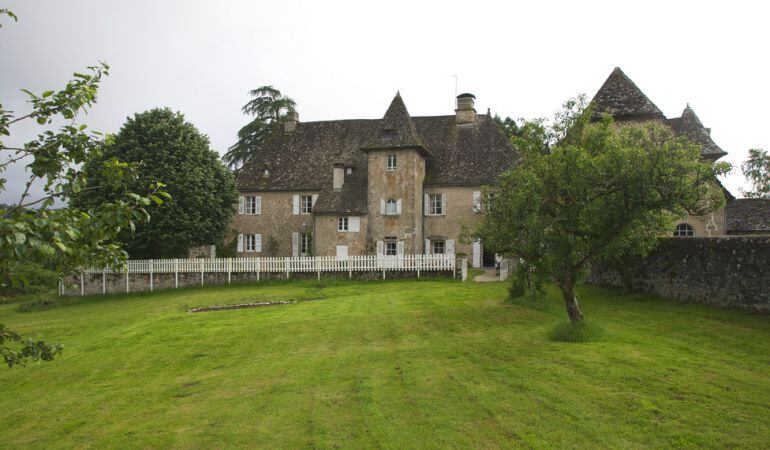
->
[83, 254, 456, 276]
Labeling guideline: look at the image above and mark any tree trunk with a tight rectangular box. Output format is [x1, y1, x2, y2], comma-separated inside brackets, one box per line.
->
[559, 280, 584, 324]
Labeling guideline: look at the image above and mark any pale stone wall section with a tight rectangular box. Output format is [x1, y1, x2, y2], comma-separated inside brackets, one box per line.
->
[314, 215, 369, 256]
[232, 191, 317, 256]
[366, 149, 425, 253]
[423, 185, 484, 256]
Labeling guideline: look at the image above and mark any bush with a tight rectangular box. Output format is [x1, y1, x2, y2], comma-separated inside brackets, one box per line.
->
[548, 320, 605, 343]
[0, 262, 58, 297]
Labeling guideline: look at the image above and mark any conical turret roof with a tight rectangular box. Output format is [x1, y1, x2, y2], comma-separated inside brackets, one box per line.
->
[591, 67, 665, 120]
[362, 92, 428, 154]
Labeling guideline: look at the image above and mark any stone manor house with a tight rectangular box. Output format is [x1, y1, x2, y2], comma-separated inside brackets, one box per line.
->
[231, 68, 762, 266]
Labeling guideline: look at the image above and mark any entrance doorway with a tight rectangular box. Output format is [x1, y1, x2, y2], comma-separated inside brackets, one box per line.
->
[482, 247, 496, 268]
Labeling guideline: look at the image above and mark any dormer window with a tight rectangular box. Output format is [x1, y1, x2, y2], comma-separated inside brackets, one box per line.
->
[263, 168, 270, 177]
[346, 167, 353, 175]
[387, 155, 397, 171]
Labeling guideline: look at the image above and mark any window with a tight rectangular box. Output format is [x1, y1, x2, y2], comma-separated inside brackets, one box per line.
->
[428, 194, 443, 215]
[386, 199, 397, 215]
[387, 155, 397, 171]
[245, 196, 261, 214]
[245, 234, 261, 252]
[338, 216, 349, 232]
[300, 232, 312, 255]
[300, 195, 313, 214]
[346, 167, 353, 175]
[385, 238, 397, 256]
[431, 240, 445, 254]
[673, 223, 695, 237]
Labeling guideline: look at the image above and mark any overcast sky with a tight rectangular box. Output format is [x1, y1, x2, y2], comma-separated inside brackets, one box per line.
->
[2, 0, 767, 204]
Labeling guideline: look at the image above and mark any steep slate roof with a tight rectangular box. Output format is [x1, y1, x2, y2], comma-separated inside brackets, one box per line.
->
[666, 105, 727, 160]
[726, 198, 770, 234]
[235, 94, 515, 214]
[590, 67, 666, 120]
[361, 92, 428, 154]
[591, 67, 727, 161]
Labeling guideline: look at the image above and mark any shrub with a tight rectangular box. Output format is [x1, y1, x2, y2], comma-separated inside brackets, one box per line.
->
[0, 262, 58, 297]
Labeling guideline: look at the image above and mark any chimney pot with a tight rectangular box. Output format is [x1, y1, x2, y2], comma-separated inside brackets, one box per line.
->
[455, 93, 476, 125]
[284, 110, 299, 133]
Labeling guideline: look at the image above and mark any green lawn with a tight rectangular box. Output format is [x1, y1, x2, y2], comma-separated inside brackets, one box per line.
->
[1, 279, 769, 448]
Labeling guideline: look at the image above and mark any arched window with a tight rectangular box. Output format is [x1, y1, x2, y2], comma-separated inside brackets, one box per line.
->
[673, 223, 695, 237]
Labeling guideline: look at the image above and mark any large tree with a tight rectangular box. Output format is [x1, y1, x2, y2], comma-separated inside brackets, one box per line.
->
[223, 85, 296, 169]
[75, 108, 237, 258]
[741, 149, 769, 198]
[476, 99, 730, 324]
[1, 10, 167, 366]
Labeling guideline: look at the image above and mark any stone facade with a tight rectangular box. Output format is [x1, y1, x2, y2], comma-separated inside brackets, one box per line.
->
[232, 91, 514, 267]
[588, 237, 770, 312]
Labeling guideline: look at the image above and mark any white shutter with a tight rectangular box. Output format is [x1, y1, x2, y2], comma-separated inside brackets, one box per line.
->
[424, 194, 430, 215]
[396, 241, 404, 256]
[349, 216, 360, 232]
[255, 196, 262, 215]
[472, 191, 482, 212]
[336, 245, 348, 259]
[424, 239, 431, 255]
[376, 241, 384, 256]
[238, 196, 245, 214]
[292, 232, 299, 257]
[292, 195, 300, 215]
[255, 234, 262, 252]
[446, 239, 455, 254]
[237, 234, 244, 252]
[472, 240, 482, 268]
[396, 199, 402, 215]
[312, 194, 318, 207]
[380, 198, 386, 215]
[441, 193, 447, 215]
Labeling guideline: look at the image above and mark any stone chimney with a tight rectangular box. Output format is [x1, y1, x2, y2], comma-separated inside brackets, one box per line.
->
[455, 93, 476, 125]
[333, 163, 344, 190]
[284, 110, 299, 133]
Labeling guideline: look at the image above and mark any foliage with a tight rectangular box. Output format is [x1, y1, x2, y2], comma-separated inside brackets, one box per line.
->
[492, 114, 520, 139]
[0, 261, 58, 297]
[74, 108, 237, 258]
[2, 281, 770, 447]
[0, 10, 169, 366]
[477, 97, 730, 324]
[741, 148, 769, 198]
[223, 85, 296, 169]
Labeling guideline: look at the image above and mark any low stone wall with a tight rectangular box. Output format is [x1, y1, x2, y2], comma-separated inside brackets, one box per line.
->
[588, 237, 770, 312]
[61, 269, 455, 296]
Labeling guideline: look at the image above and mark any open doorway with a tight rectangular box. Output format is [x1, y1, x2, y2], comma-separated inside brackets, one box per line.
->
[482, 246, 496, 268]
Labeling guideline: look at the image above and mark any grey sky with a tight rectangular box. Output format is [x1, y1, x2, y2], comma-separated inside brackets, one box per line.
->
[2, 0, 767, 204]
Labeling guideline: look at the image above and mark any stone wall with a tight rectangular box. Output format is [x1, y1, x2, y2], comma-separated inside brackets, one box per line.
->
[423, 185, 483, 257]
[314, 214, 369, 257]
[61, 269, 455, 296]
[233, 190, 318, 257]
[588, 237, 770, 312]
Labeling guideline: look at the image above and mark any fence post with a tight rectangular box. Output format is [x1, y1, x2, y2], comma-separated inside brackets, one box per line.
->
[348, 257, 352, 279]
[417, 254, 421, 278]
[200, 258, 204, 286]
[126, 268, 130, 293]
[58, 279, 63, 297]
[149, 259, 154, 292]
[285, 257, 290, 279]
[102, 269, 106, 294]
[228, 258, 232, 285]
[175, 259, 179, 289]
[453, 256, 456, 279]
[80, 272, 85, 296]
[257, 258, 261, 282]
[461, 257, 468, 282]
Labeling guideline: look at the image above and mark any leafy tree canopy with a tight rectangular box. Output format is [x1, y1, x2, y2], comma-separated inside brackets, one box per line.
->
[74, 108, 237, 258]
[476, 98, 730, 324]
[1, 10, 167, 366]
[741, 148, 769, 198]
[223, 86, 296, 169]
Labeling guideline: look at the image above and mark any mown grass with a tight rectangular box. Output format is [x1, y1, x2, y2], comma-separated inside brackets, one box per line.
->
[1, 278, 769, 448]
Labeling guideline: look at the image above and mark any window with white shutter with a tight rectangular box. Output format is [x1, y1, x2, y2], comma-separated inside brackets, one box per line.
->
[349, 216, 360, 232]
[380, 198, 386, 215]
[254, 234, 262, 252]
[446, 239, 455, 254]
[472, 191, 482, 212]
[424, 239, 431, 254]
[376, 240, 384, 256]
[428, 194, 443, 215]
[238, 196, 245, 215]
[292, 232, 299, 257]
[396, 199, 402, 215]
[292, 195, 300, 215]
[237, 234, 244, 252]
[386, 199, 397, 215]
[396, 241, 404, 256]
